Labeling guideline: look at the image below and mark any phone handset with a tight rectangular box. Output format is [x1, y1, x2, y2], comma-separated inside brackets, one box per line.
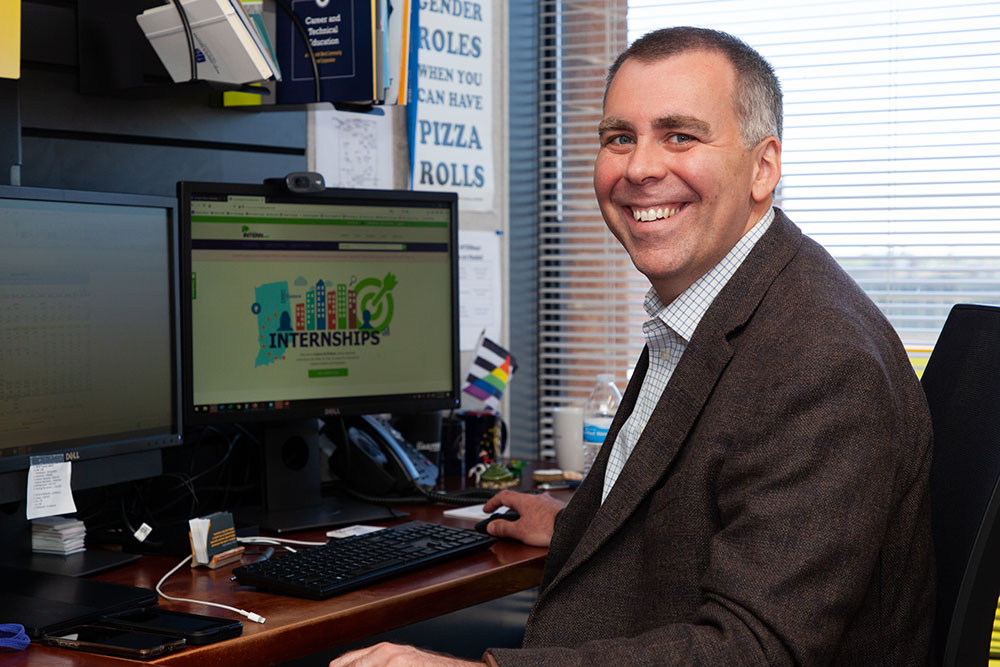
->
[354, 416, 422, 481]
[329, 415, 436, 497]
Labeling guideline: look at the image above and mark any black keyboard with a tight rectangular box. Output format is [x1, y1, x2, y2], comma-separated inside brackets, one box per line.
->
[232, 521, 495, 600]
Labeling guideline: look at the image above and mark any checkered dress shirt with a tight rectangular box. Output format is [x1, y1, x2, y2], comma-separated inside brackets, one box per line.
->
[601, 208, 775, 503]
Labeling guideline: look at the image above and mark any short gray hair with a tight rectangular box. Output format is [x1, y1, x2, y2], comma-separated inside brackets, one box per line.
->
[605, 27, 783, 147]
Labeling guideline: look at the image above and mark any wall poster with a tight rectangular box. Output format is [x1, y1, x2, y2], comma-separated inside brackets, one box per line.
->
[410, 0, 494, 211]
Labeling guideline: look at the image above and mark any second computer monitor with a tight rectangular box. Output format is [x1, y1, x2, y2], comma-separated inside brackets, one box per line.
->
[179, 182, 460, 425]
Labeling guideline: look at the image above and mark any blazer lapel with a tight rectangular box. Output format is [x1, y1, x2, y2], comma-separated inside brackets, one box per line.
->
[537, 210, 804, 599]
[543, 330, 734, 594]
[538, 348, 649, 589]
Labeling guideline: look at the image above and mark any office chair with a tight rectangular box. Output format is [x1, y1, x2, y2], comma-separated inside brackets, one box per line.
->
[922, 303, 1000, 666]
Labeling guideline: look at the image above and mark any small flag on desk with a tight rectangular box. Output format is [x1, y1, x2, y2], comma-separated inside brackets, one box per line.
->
[463, 337, 517, 412]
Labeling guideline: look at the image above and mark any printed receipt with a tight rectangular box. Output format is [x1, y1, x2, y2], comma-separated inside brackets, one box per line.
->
[26, 454, 77, 520]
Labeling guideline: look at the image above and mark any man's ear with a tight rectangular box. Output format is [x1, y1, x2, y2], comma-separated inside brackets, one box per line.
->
[751, 137, 781, 203]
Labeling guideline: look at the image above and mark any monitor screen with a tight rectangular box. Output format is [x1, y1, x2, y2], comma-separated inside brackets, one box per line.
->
[179, 182, 460, 425]
[0, 186, 182, 503]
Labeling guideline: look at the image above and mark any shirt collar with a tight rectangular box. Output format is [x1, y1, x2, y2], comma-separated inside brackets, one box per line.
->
[643, 207, 775, 342]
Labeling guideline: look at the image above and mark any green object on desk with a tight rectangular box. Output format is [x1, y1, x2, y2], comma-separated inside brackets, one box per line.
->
[481, 463, 513, 483]
[479, 462, 518, 489]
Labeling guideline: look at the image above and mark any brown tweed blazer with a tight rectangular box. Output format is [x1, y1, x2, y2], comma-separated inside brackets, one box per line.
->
[491, 210, 935, 666]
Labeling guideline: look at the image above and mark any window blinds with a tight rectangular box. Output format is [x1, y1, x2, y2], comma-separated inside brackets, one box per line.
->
[537, 0, 1000, 457]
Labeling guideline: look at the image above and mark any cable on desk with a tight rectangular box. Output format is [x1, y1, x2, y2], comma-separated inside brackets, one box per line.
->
[156, 555, 266, 624]
[238, 535, 326, 553]
[155, 534, 330, 621]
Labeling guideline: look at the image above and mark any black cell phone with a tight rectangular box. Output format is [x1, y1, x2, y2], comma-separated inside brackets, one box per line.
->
[102, 607, 243, 645]
[39, 624, 186, 660]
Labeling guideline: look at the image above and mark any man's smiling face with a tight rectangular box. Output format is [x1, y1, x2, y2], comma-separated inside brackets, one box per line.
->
[594, 49, 779, 303]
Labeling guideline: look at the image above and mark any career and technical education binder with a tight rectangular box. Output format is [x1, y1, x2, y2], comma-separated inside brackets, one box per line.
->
[275, 0, 380, 105]
[0, 566, 157, 637]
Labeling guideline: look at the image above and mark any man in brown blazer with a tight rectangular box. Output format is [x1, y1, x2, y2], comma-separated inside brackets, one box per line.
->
[331, 27, 934, 667]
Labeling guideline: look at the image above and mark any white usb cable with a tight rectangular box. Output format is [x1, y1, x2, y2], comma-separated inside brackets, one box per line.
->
[155, 555, 266, 624]
[154, 535, 326, 624]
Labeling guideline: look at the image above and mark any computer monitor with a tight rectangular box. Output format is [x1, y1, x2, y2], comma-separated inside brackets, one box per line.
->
[178, 180, 460, 531]
[0, 185, 182, 574]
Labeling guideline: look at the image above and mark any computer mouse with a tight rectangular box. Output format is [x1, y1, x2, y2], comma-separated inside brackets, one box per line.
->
[474, 510, 520, 535]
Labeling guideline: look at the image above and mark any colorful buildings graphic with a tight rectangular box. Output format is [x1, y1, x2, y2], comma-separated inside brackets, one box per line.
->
[293, 280, 362, 332]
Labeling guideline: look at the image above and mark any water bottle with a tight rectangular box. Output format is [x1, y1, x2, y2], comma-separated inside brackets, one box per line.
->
[582, 373, 621, 476]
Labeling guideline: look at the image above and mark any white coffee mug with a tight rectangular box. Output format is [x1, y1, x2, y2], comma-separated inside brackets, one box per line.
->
[552, 405, 584, 472]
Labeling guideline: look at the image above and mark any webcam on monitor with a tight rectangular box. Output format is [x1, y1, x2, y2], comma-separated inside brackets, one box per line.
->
[265, 172, 325, 194]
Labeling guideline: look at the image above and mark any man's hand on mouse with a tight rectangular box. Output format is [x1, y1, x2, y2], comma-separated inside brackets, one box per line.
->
[481, 489, 565, 547]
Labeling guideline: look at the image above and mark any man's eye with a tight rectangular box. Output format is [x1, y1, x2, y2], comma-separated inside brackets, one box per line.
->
[606, 135, 634, 146]
[669, 133, 695, 144]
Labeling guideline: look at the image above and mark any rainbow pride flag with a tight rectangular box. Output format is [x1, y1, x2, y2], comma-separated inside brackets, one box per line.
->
[462, 337, 517, 412]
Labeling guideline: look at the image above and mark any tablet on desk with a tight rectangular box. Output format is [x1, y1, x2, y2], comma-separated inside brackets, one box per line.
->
[102, 608, 243, 645]
[0, 566, 157, 638]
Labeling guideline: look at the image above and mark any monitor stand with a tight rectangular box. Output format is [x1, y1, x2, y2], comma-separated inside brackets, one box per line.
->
[252, 419, 402, 534]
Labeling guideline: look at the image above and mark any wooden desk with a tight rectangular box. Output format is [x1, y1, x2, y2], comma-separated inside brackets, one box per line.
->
[9, 498, 556, 666]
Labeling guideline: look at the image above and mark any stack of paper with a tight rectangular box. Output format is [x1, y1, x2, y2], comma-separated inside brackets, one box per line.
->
[136, 0, 281, 84]
[31, 516, 86, 556]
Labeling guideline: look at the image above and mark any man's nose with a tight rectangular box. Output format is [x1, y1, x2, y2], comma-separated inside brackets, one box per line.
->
[625, 140, 669, 183]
